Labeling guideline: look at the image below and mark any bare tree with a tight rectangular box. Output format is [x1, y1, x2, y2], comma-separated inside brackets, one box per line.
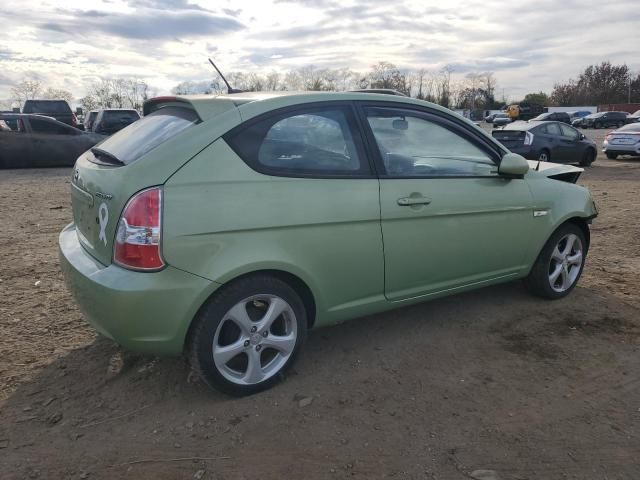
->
[283, 70, 303, 91]
[412, 68, 428, 99]
[41, 87, 74, 103]
[123, 79, 150, 111]
[265, 71, 281, 91]
[10, 79, 42, 107]
[79, 95, 99, 112]
[335, 68, 357, 91]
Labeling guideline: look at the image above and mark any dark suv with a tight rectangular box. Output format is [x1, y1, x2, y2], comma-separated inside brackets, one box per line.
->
[92, 109, 140, 135]
[582, 111, 628, 129]
[531, 112, 571, 124]
[23, 100, 78, 128]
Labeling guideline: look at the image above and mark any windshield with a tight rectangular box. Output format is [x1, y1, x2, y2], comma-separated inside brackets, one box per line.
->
[93, 106, 199, 165]
[103, 110, 139, 121]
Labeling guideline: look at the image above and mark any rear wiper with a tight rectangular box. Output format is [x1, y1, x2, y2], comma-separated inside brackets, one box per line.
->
[90, 147, 124, 166]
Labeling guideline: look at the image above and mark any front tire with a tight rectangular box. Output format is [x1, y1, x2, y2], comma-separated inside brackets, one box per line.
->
[188, 275, 307, 396]
[524, 223, 587, 299]
[606, 152, 618, 160]
[580, 149, 595, 166]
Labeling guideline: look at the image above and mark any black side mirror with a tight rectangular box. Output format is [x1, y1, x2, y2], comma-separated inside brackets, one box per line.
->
[579, 133, 585, 140]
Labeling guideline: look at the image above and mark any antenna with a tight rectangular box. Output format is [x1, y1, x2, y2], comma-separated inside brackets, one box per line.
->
[208, 58, 243, 94]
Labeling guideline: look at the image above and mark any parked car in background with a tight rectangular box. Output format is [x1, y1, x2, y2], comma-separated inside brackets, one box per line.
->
[602, 123, 640, 159]
[59, 92, 598, 396]
[83, 110, 99, 132]
[627, 110, 640, 123]
[568, 111, 591, 121]
[23, 99, 79, 128]
[571, 118, 585, 128]
[492, 113, 511, 126]
[581, 111, 628, 129]
[530, 112, 571, 124]
[92, 109, 141, 135]
[0, 113, 104, 168]
[492, 120, 597, 166]
[484, 112, 502, 123]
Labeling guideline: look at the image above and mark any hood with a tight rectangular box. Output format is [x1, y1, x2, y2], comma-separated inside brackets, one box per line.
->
[527, 160, 583, 183]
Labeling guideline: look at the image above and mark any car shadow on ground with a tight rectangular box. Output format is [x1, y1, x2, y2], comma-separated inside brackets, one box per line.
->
[2, 281, 639, 479]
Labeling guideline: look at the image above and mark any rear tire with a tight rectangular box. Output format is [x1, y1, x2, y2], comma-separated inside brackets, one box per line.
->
[538, 149, 550, 162]
[606, 152, 618, 160]
[188, 275, 307, 396]
[524, 223, 587, 300]
[580, 149, 595, 167]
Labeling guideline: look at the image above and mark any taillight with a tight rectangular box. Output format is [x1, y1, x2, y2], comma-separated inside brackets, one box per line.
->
[71, 114, 77, 127]
[114, 187, 165, 271]
[524, 131, 534, 145]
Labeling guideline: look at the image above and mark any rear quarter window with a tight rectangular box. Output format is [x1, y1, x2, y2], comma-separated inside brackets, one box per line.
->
[92, 106, 199, 165]
[224, 106, 368, 177]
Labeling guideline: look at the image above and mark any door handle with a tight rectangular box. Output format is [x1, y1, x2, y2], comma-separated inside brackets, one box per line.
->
[397, 196, 432, 206]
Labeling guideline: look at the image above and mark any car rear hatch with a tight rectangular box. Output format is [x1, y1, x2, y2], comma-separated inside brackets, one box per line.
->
[70, 95, 241, 266]
[492, 129, 527, 149]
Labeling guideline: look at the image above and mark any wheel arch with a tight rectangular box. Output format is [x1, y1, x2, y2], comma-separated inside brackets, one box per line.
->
[564, 216, 591, 252]
[184, 268, 318, 352]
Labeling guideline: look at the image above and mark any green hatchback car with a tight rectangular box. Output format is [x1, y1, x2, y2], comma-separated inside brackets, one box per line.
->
[59, 92, 598, 396]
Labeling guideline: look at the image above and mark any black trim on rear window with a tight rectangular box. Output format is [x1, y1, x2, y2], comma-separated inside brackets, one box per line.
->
[89, 106, 199, 166]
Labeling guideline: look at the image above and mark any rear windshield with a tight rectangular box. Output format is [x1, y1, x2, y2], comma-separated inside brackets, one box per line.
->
[93, 106, 199, 165]
[23, 100, 71, 114]
[586, 113, 604, 118]
[618, 123, 640, 132]
[103, 110, 139, 121]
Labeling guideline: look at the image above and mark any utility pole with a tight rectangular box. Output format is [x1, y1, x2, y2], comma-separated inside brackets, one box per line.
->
[629, 71, 632, 104]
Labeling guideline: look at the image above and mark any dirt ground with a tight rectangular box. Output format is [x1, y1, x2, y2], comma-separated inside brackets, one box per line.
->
[1, 127, 639, 480]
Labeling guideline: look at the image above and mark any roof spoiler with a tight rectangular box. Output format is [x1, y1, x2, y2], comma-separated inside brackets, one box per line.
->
[350, 89, 408, 97]
[142, 96, 196, 117]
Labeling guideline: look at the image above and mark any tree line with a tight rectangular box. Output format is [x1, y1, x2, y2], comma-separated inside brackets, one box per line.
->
[3, 78, 153, 113]
[550, 61, 640, 106]
[172, 62, 503, 110]
[3, 61, 637, 114]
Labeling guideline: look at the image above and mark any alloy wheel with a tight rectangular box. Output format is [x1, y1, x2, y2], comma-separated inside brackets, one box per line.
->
[212, 295, 297, 385]
[548, 233, 583, 293]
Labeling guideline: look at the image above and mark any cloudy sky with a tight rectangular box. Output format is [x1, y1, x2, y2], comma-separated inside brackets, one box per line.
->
[1, 0, 639, 103]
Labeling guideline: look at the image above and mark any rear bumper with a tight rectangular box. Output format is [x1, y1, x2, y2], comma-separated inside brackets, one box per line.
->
[602, 142, 640, 155]
[59, 223, 218, 355]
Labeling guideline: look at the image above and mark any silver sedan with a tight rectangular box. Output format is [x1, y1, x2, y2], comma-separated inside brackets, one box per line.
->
[603, 123, 640, 159]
